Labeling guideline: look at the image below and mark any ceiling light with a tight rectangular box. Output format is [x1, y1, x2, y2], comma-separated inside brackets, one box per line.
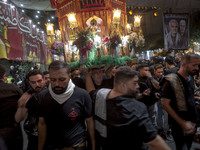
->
[33, 25, 36, 28]
[51, 16, 54, 19]
[48, 19, 50, 22]
[153, 12, 158, 17]
[37, 22, 40, 24]
[22, 10, 25, 13]
[36, 15, 38, 18]
[37, 11, 40, 14]
[20, 4, 23, 7]
[3, 0, 7, 3]
[11, 5, 15, 9]
[129, 10, 133, 15]
[29, 20, 32, 23]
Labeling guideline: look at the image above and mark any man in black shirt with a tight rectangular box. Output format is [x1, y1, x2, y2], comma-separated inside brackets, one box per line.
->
[0, 64, 23, 150]
[38, 61, 95, 150]
[91, 66, 170, 150]
[15, 69, 46, 150]
[162, 53, 200, 150]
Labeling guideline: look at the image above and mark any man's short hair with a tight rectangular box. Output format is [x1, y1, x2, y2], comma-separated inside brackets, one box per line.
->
[165, 56, 175, 65]
[154, 64, 163, 70]
[48, 60, 70, 74]
[0, 65, 6, 79]
[43, 71, 49, 75]
[176, 52, 183, 58]
[169, 19, 178, 28]
[27, 69, 43, 81]
[138, 63, 149, 71]
[114, 66, 138, 85]
[181, 53, 200, 64]
[180, 19, 186, 25]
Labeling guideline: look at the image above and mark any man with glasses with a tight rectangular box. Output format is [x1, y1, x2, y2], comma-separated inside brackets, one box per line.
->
[15, 69, 46, 150]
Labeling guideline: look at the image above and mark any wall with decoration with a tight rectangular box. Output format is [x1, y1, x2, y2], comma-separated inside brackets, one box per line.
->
[0, 0, 50, 64]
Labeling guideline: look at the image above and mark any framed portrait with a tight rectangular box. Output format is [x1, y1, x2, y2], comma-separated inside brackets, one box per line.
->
[163, 13, 189, 50]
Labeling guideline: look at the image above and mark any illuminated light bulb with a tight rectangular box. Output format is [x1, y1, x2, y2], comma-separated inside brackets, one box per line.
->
[127, 24, 131, 29]
[129, 10, 133, 15]
[154, 12, 158, 17]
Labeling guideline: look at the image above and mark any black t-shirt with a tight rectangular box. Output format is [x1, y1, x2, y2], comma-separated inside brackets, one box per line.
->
[105, 95, 157, 150]
[164, 67, 179, 75]
[72, 77, 86, 89]
[94, 78, 113, 90]
[138, 76, 158, 106]
[38, 87, 93, 148]
[24, 94, 40, 137]
[162, 73, 198, 126]
[0, 80, 22, 128]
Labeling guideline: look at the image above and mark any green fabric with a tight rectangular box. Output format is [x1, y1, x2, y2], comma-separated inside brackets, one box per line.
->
[68, 55, 139, 70]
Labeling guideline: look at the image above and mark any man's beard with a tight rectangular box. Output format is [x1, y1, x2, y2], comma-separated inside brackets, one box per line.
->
[188, 69, 198, 76]
[33, 86, 43, 93]
[127, 89, 137, 98]
[52, 86, 67, 94]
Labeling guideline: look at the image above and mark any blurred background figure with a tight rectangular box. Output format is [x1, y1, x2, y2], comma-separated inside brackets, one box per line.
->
[179, 19, 188, 49]
[175, 52, 183, 68]
[164, 56, 179, 75]
[9, 65, 15, 78]
[43, 71, 50, 87]
[71, 68, 86, 89]
[0, 64, 23, 150]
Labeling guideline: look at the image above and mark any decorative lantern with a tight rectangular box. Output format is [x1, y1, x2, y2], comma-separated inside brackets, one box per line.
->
[55, 30, 61, 40]
[67, 13, 78, 29]
[127, 23, 131, 32]
[45, 23, 54, 35]
[134, 15, 142, 27]
[113, 9, 121, 24]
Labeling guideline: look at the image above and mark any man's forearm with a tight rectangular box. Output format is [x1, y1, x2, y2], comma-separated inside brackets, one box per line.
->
[149, 77, 160, 89]
[85, 75, 95, 93]
[147, 135, 171, 150]
[38, 118, 47, 150]
[162, 98, 185, 126]
[86, 117, 96, 150]
[15, 107, 27, 123]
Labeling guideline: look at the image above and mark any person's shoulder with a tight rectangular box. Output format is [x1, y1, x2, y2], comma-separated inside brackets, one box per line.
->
[74, 86, 89, 95]
[37, 88, 49, 98]
[118, 95, 147, 110]
[113, 96, 149, 119]
[0, 82, 22, 93]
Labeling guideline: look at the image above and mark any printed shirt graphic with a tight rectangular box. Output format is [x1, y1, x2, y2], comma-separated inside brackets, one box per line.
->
[68, 108, 78, 120]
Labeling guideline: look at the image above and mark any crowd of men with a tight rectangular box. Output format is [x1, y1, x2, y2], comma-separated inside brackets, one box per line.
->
[0, 52, 200, 150]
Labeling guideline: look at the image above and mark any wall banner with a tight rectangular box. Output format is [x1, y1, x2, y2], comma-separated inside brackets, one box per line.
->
[163, 13, 189, 50]
[0, 1, 49, 64]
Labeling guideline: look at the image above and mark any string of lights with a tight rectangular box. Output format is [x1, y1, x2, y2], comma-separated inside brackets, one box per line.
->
[2, 0, 59, 33]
